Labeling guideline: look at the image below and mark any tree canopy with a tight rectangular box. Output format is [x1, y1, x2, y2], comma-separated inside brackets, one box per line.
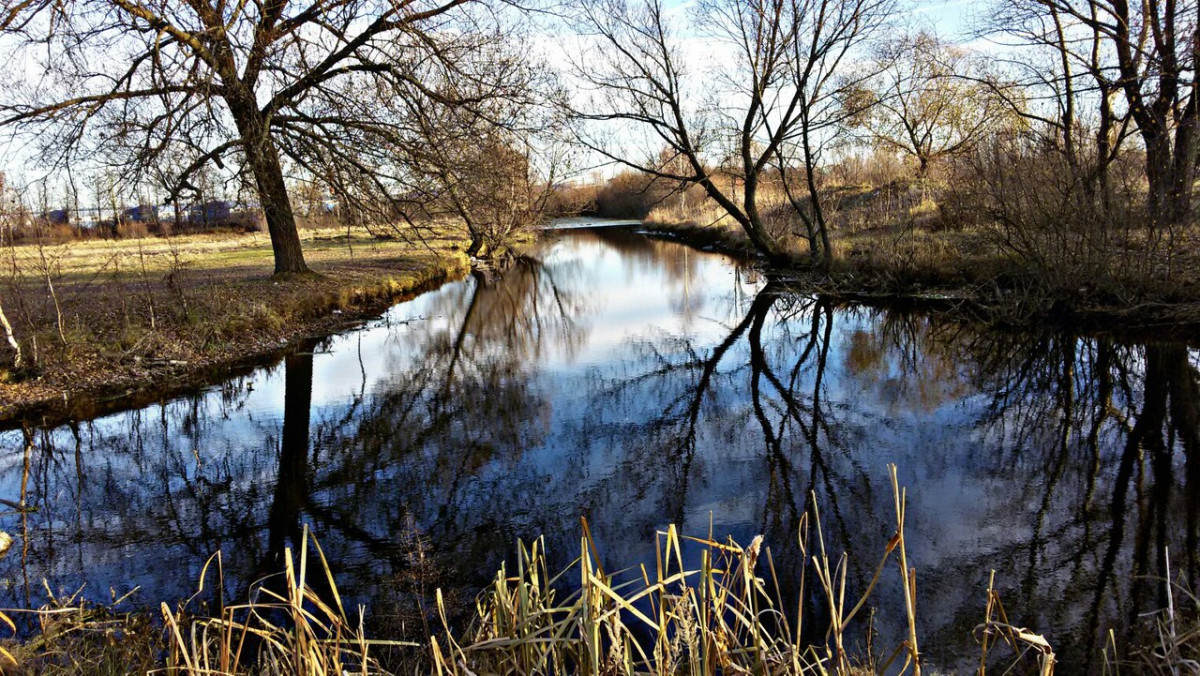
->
[0, 0, 501, 273]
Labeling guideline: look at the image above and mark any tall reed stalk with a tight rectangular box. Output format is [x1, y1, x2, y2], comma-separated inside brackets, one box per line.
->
[159, 525, 411, 675]
[1, 465, 1064, 675]
[432, 463, 1055, 675]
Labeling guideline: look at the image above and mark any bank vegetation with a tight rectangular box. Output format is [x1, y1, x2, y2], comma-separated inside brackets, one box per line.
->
[0, 220, 471, 422]
[565, 0, 1200, 325]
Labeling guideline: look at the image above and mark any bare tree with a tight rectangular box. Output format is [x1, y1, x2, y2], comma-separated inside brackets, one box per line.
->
[990, 0, 1198, 231]
[377, 28, 570, 259]
[980, 0, 1132, 218]
[251, 12, 565, 258]
[0, 0, 495, 275]
[407, 130, 567, 259]
[569, 0, 893, 269]
[842, 31, 1015, 177]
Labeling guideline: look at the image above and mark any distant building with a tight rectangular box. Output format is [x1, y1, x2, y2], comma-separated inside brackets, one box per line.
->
[123, 204, 160, 222]
[189, 200, 232, 225]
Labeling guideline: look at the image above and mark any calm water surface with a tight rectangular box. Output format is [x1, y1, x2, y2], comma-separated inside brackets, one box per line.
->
[1, 226, 1197, 672]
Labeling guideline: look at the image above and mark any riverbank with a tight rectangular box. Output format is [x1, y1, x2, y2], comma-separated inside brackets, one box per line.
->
[0, 225, 471, 425]
[0, 225, 1194, 674]
[641, 211, 1200, 336]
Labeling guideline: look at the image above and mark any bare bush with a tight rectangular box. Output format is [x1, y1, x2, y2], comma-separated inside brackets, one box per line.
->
[944, 130, 1151, 291]
[827, 151, 911, 188]
[593, 172, 688, 219]
[545, 183, 601, 218]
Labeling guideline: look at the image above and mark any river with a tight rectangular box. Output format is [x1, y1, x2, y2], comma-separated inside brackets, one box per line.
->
[0, 224, 1196, 672]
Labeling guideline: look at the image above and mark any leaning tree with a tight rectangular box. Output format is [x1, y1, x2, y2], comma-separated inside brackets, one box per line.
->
[569, 0, 893, 269]
[304, 21, 571, 259]
[0, 0, 486, 274]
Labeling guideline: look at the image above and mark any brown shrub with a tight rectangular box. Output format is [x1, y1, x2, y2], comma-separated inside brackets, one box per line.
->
[594, 171, 682, 219]
[116, 220, 150, 239]
[545, 183, 600, 217]
[941, 131, 1157, 291]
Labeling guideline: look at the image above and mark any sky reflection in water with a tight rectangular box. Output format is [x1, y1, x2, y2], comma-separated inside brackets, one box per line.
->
[0, 227, 1197, 671]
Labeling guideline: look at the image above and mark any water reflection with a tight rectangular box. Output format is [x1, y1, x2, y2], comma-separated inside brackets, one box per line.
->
[0, 228, 1196, 671]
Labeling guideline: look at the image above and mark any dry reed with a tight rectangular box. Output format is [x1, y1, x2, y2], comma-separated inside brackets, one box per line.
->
[0, 465, 1072, 675]
[430, 464, 1055, 675]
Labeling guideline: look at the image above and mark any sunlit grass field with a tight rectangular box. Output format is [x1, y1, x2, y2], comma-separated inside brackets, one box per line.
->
[0, 224, 471, 417]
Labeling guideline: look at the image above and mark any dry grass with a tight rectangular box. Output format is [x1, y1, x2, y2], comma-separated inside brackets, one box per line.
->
[642, 179, 992, 279]
[3, 586, 161, 674]
[431, 465, 1054, 676]
[159, 527, 410, 675]
[1106, 548, 1200, 675]
[641, 177, 1200, 326]
[645, 185, 1010, 290]
[0, 465, 1067, 675]
[644, 185, 805, 259]
[0, 223, 471, 421]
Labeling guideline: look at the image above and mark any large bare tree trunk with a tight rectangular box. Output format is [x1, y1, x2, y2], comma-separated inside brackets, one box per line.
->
[227, 90, 310, 275]
[1105, 0, 1199, 235]
[1144, 133, 1196, 234]
[733, 178, 795, 266]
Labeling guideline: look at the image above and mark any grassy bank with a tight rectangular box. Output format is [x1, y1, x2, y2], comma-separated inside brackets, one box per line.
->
[642, 179, 1200, 333]
[0, 225, 471, 424]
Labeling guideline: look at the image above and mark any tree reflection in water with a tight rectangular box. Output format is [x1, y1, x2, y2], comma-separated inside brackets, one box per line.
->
[0, 228, 1196, 670]
[946, 334, 1200, 669]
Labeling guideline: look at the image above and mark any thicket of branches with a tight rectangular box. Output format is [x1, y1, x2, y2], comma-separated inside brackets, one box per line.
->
[565, 0, 1197, 283]
[0, 0, 1195, 283]
[0, 0, 565, 272]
